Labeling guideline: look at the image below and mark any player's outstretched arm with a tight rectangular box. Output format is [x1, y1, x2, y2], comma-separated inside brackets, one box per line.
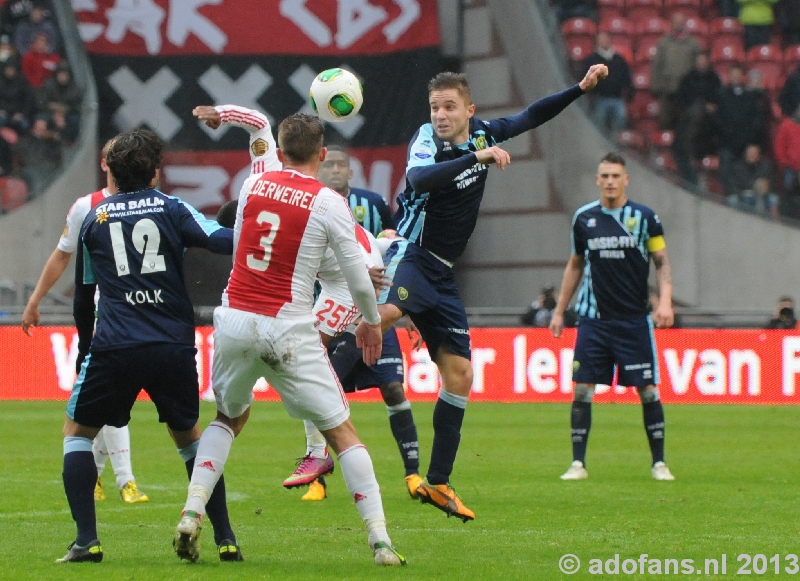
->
[651, 248, 674, 328]
[192, 105, 222, 129]
[549, 254, 584, 338]
[22, 248, 72, 335]
[579, 64, 609, 92]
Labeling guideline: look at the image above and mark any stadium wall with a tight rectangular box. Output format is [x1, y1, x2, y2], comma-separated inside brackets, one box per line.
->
[0, 3, 98, 296]
[6, 326, 800, 404]
[485, 0, 800, 313]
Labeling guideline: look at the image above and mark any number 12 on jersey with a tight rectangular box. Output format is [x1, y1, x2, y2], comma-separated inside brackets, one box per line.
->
[109, 218, 166, 276]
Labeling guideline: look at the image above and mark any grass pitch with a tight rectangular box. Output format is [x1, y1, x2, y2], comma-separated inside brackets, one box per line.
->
[1, 401, 798, 580]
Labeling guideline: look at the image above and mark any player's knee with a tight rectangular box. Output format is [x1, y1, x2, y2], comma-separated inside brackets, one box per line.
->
[573, 383, 595, 403]
[379, 381, 406, 407]
[638, 386, 659, 404]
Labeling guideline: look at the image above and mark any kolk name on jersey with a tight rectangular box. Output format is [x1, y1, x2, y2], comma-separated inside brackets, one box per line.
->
[586, 235, 637, 250]
[249, 179, 317, 210]
[125, 288, 164, 306]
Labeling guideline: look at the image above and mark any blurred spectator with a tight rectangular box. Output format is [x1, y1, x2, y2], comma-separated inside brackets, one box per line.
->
[738, 0, 779, 50]
[0, 0, 33, 38]
[0, 57, 35, 134]
[767, 296, 798, 329]
[719, 0, 739, 17]
[13, 2, 58, 55]
[554, 0, 596, 22]
[672, 51, 720, 187]
[15, 115, 60, 195]
[777, 0, 800, 44]
[37, 60, 80, 143]
[744, 68, 772, 151]
[778, 63, 800, 117]
[773, 103, 800, 198]
[730, 144, 778, 217]
[716, 63, 765, 196]
[522, 286, 577, 327]
[0, 35, 16, 66]
[21, 31, 58, 88]
[583, 32, 633, 136]
[650, 13, 701, 130]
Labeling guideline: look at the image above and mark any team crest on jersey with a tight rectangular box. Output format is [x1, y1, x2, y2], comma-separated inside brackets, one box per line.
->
[474, 135, 488, 150]
[353, 205, 366, 221]
[251, 138, 268, 157]
[96, 210, 109, 224]
[625, 216, 638, 232]
[398, 287, 408, 300]
[573, 360, 580, 373]
[61, 223, 69, 237]
[587, 218, 596, 228]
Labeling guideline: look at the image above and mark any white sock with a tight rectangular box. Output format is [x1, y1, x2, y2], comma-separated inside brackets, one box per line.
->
[92, 429, 108, 476]
[304, 420, 328, 458]
[102, 425, 135, 489]
[183, 421, 235, 515]
[338, 444, 390, 547]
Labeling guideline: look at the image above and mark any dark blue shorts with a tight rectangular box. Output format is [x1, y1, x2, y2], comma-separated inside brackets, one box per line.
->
[379, 240, 471, 360]
[328, 328, 404, 392]
[572, 316, 660, 387]
[66, 343, 200, 432]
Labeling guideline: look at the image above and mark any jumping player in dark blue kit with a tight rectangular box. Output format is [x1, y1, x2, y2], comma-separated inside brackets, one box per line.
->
[283, 145, 423, 501]
[550, 152, 676, 482]
[57, 129, 243, 563]
[377, 64, 609, 521]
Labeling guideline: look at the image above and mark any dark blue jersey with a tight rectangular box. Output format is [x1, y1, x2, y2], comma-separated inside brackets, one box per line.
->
[74, 188, 232, 351]
[571, 199, 665, 319]
[347, 187, 394, 237]
[394, 84, 585, 263]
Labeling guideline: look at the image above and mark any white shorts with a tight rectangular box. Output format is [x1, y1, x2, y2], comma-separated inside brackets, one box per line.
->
[212, 306, 350, 431]
[313, 292, 359, 337]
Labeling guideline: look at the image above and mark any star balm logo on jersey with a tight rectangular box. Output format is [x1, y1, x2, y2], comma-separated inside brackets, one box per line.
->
[398, 287, 409, 300]
[309, 68, 363, 123]
[96, 210, 109, 224]
[625, 216, 638, 232]
[251, 138, 268, 157]
[353, 205, 366, 222]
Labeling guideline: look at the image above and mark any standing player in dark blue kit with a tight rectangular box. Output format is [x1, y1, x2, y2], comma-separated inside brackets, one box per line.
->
[57, 129, 242, 563]
[284, 145, 422, 501]
[549, 152, 676, 482]
[378, 64, 609, 521]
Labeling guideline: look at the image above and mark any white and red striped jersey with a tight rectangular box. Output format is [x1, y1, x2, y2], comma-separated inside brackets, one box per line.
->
[314, 225, 383, 336]
[223, 169, 380, 324]
[57, 188, 112, 254]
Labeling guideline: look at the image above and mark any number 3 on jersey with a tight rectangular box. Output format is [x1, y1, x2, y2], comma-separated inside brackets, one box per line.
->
[246, 210, 280, 272]
[109, 218, 166, 276]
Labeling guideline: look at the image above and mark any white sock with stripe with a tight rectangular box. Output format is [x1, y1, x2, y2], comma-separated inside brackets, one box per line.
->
[183, 421, 234, 515]
[338, 444, 390, 547]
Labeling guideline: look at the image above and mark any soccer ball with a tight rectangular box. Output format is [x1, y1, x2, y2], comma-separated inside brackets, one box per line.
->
[309, 68, 363, 123]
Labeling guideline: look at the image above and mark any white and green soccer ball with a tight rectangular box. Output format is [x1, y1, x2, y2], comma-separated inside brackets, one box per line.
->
[309, 68, 363, 123]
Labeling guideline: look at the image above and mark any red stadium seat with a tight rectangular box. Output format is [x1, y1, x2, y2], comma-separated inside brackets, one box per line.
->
[629, 91, 660, 120]
[700, 0, 718, 18]
[615, 129, 648, 150]
[635, 16, 669, 36]
[683, 16, 708, 37]
[0, 177, 28, 212]
[650, 129, 675, 147]
[599, 16, 635, 36]
[561, 17, 597, 38]
[664, 0, 702, 18]
[632, 63, 651, 89]
[565, 36, 595, 61]
[652, 149, 678, 171]
[634, 35, 660, 63]
[784, 45, 800, 69]
[613, 39, 634, 63]
[626, 0, 663, 21]
[700, 155, 719, 171]
[746, 44, 782, 63]
[596, 0, 625, 20]
[633, 117, 659, 136]
[747, 62, 784, 90]
[711, 37, 745, 63]
[710, 17, 744, 36]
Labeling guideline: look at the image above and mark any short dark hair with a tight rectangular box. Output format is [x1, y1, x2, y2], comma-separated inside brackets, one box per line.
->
[600, 151, 626, 166]
[216, 199, 237, 229]
[779, 296, 794, 305]
[105, 128, 163, 192]
[324, 143, 349, 157]
[277, 114, 324, 164]
[428, 72, 472, 104]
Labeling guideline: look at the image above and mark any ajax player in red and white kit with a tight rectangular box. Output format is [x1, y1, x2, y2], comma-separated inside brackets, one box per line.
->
[22, 140, 148, 505]
[174, 114, 406, 566]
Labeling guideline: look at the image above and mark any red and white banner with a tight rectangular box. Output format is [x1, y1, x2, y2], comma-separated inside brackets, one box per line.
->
[74, 0, 439, 56]
[4, 327, 800, 404]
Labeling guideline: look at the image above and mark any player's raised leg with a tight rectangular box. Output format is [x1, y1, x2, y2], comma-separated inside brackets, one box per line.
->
[284, 420, 335, 491]
[639, 386, 675, 480]
[561, 383, 593, 480]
